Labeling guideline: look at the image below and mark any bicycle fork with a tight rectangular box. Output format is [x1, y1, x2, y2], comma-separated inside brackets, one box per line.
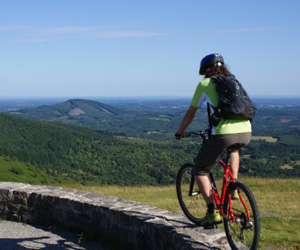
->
[225, 189, 253, 227]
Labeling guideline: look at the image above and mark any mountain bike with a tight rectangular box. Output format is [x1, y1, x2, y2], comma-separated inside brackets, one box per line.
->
[176, 130, 260, 250]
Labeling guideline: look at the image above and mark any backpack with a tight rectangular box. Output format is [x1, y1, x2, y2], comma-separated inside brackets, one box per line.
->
[207, 74, 256, 127]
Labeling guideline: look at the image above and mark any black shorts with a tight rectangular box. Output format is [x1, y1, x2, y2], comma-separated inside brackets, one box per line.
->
[193, 132, 251, 176]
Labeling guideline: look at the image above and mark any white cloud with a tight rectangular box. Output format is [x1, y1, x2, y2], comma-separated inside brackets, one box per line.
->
[3, 24, 273, 43]
[90, 31, 170, 38]
[0, 25, 32, 31]
[210, 27, 278, 34]
[36, 25, 116, 35]
[0, 23, 170, 43]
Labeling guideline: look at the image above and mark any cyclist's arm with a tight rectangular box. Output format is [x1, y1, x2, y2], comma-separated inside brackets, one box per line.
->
[175, 105, 198, 137]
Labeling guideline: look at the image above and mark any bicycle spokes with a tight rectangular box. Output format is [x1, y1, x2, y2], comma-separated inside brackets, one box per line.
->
[224, 182, 260, 250]
[176, 164, 207, 224]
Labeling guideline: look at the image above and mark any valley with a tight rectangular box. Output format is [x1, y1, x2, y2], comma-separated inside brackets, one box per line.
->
[0, 96, 299, 186]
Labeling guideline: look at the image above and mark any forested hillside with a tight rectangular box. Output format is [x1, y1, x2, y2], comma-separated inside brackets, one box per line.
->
[1, 98, 300, 185]
[0, 113, 198, 185]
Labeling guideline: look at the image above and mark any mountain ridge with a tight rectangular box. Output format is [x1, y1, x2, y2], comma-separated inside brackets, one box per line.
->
[10, 99, 128, 120]
[8, 98, 186, 138]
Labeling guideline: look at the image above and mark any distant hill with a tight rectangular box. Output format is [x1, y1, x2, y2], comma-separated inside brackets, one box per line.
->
[8, 98, 200, 139]
[10, 99, 128, 119]
[9, 99, 139, 135]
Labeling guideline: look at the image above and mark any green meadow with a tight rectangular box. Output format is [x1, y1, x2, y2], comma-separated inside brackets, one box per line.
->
[0, 156, 75, 185]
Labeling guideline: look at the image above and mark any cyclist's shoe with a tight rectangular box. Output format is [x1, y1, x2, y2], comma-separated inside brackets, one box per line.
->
[232, 189, 240, 200]
[199, 210, 222, 227]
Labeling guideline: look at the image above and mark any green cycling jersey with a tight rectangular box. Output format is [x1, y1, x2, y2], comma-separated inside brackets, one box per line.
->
[191, 78, 252, 135]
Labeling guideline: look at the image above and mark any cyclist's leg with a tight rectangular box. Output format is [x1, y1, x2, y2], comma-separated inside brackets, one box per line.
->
[229, 151, 239, 179]
[228, 132, 252, 179]
[193, 136, 228, 225]
[193, 135, 226, 202]
[229, 152, 240, 199]
[195, 175, 214, 204]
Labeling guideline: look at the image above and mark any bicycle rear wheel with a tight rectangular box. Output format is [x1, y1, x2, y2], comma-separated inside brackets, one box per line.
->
[223, 181, 260, 250]
[176, 163, 207, 225]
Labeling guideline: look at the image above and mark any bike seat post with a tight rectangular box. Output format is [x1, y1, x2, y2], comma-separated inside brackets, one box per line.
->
[226, 150, 232, 165]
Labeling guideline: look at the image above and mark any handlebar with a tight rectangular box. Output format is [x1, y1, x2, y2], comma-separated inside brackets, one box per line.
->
[175, 129, 210, 141]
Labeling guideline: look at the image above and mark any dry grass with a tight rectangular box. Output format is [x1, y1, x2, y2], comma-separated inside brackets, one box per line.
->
[60, 178, 300, 249]
[251, 136, 278, 143]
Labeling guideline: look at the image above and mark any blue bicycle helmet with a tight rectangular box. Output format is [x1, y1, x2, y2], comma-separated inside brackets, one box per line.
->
[199, 53, 224, 75]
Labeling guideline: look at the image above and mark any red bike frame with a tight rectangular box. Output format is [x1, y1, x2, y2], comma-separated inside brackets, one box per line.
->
[208, 159, 251, 223]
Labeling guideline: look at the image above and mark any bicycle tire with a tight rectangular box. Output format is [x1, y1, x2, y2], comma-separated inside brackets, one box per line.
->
[223, 181, 260, 250]
[176, 163, 207, 225]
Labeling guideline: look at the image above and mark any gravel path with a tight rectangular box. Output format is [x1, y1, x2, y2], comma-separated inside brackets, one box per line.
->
[0, 221, 109, 250]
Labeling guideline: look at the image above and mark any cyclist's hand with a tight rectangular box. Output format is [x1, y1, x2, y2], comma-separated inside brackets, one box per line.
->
[175, 133, 186, 140]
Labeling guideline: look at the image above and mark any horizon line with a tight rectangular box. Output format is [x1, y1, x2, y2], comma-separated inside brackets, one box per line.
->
[0, 95, 299, 100]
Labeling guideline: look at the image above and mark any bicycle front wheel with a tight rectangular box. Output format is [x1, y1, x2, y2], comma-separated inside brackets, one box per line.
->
[176, 163, 207, 225]
[223, 181, 260, 250]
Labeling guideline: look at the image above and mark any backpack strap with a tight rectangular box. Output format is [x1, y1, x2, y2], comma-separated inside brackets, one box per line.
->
[207, 103, 212, 134]
[207, 101, 223, 129]
[207, 103, 219, 136]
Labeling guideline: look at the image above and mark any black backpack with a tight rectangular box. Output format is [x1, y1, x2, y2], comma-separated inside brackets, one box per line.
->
[208, 74, 256, 127]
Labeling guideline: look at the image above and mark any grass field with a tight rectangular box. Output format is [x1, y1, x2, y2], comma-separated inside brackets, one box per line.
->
[60, 178, 300, 250]
[0, 157, 50, 184]
[251, 136, 278, 143]
[0, 156, 77, 185]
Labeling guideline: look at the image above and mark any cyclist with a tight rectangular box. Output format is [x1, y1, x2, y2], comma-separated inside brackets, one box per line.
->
[175, 53, 252, 226]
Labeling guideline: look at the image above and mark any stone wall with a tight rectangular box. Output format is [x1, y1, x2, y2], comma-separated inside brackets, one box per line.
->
[0, 182, 231, 250]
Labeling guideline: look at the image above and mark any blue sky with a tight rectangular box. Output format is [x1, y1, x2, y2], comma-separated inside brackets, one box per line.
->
[0, 0, 299, 98]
